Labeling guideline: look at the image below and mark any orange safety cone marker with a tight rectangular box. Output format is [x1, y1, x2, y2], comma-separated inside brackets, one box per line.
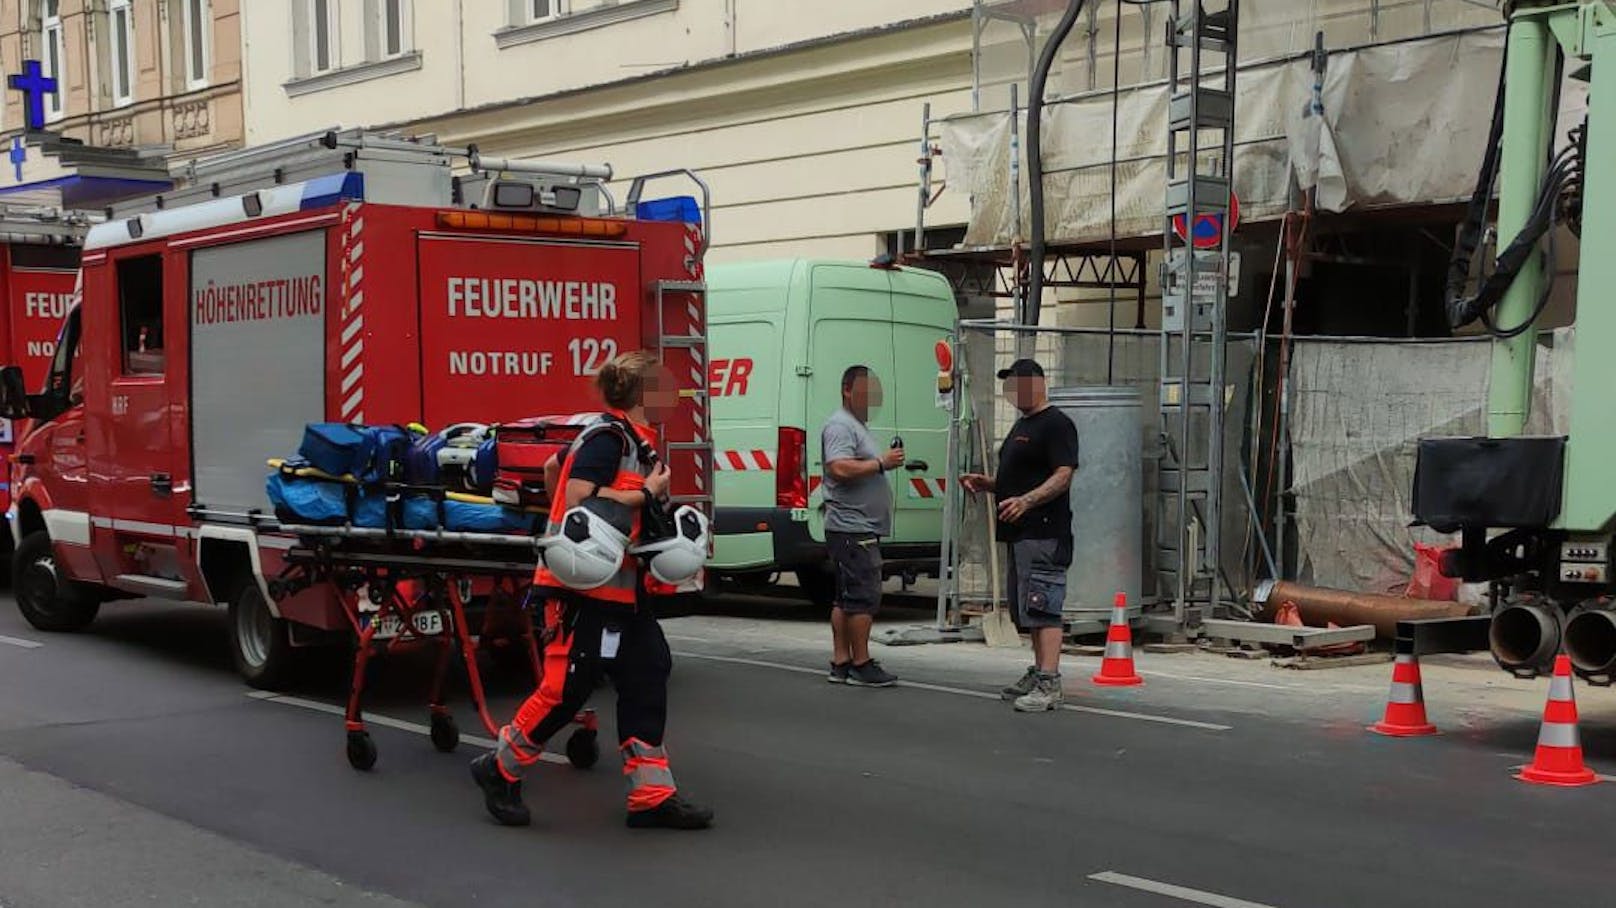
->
[1092, 592, 1143, 687]
[1369, 648, 1438, 737]
[1517, 654, 1599, 788]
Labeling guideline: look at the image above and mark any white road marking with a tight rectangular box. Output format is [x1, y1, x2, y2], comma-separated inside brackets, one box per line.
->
[1090, 871, 1279, 908]
[672, 651, 1232, 732]
[245, 692, 569, 765]
[1139, 671, 1295, 691]
[0, 634, 42, 649]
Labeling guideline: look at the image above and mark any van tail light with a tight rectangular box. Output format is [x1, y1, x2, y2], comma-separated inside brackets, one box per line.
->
[776, 427, 808, 509]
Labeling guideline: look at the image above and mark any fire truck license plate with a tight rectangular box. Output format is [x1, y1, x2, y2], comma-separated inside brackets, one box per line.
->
[368, 610, 448, 640]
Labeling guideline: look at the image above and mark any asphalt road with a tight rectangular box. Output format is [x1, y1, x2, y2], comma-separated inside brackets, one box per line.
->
[0, 595, 1610, 908]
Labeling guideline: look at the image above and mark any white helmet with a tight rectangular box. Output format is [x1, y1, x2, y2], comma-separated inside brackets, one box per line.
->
[630, 505, 711, 586]
[539, 500, 631, 590]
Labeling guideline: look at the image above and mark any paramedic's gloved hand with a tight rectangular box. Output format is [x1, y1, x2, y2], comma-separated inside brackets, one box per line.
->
[645, 463, 672, 500]
[880, 447, 906, 472]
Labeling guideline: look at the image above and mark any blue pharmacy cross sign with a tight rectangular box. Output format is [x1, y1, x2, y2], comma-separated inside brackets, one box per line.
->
[8, 60, 58, 131]
[8, 137, 23, 182]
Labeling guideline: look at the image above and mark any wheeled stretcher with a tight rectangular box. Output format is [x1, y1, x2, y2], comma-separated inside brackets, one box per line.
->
[269, 521, 600, 772]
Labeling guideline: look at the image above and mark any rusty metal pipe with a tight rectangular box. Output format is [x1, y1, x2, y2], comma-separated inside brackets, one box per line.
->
[1256, 581, 1476, 640]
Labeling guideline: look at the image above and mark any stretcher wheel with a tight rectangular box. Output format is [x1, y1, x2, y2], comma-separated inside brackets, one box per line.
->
[346, 730, 378, 771]
[430, 713, 460, 753]
[565, 728, 600, 770]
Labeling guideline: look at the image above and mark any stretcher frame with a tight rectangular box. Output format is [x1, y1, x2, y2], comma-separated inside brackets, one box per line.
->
[272, 522, 600, 772]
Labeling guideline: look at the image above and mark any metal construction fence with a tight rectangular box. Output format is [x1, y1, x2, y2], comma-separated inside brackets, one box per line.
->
[944, 322, 1576, 627]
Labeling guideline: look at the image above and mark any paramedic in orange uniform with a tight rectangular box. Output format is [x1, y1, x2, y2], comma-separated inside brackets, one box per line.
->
[471, 351, 714, 831]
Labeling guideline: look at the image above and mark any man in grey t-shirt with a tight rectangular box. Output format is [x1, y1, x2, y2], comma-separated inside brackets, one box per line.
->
[821, 365, 905, 688]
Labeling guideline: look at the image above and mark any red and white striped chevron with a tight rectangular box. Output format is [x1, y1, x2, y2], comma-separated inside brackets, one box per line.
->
[715, 449, 775, 472]
[905, 477, 948, 499]
[337, 203, 366, 423]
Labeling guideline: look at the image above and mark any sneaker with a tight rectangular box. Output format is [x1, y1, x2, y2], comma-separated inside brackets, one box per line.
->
[1013, 674, 1065, 713]
[470, 753, 531, 827]
[846, 660, 898, 688]
[1000, 666, 1039, 701]
[827, 661, 851, 684]
[626, 795, 715, 830]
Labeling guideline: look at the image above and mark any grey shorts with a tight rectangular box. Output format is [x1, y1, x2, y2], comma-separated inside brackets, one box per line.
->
[1006, 537, 1071, 630]
[827, 531, 883, 615]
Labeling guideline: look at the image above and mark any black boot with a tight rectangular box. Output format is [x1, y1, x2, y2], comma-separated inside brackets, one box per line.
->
[470, 753, 531, 827]
[626, 795, 714, 830]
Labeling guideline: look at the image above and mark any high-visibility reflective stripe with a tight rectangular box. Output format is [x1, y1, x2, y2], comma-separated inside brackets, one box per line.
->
[627, 763, 677, 790]
[1104, 641, 1131, 659]
[1108, 607, 1128, 626]
[496, 725, 543, 780]
[1550, 674, 1574, 701]
[1388, 681, 1423, 705]
[1538, 721, 1582, 749]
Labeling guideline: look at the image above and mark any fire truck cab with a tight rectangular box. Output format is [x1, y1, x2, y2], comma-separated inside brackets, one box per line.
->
[0, 130, 712, 687]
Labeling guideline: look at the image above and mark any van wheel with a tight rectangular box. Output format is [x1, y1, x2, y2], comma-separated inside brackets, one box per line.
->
[229, 581, 297, 690]
[13, 531, 99, 632]
[795, 568, 837, 609]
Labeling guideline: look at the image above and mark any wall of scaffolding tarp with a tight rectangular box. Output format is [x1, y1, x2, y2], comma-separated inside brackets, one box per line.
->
[948, 26, 1515, 248]
[1287, 330, 1575, 594]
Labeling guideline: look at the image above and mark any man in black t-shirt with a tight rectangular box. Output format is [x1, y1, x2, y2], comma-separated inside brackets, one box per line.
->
[960, 359, 1080, 713]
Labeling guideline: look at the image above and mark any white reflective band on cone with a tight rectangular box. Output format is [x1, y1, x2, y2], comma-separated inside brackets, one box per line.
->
[1550, 675, 1575, 701]
[1538, 721, 1582, 749]
[1104, 641, 1131, 659]
[1388, 682, 1423, 705]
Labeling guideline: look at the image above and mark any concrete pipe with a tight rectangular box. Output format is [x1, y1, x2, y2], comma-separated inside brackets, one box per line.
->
[1256, 581, 1475, 640]
[1564, 608, 1616, 679]
[1489, 604, 1561, 676]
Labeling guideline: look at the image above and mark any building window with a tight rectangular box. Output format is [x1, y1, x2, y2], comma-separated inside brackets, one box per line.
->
[365, 0, 410, 59]
[182, 0, 210, 88]
[532, 0, 561, 20]
[109, 0, 136, 106]
[305, 0, 337, 75]
[41, 0, 65, 121]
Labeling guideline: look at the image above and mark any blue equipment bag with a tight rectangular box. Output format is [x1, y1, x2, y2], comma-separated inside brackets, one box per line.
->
[266, 472, 349, 525]
[354, 490, 442, 531]
[357, 425, 416, 484]
[443, 500, 537, 534]
[298, 423, 367, 477]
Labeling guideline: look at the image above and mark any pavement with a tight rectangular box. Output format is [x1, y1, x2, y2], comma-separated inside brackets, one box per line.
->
[0, 590, 1613, 907]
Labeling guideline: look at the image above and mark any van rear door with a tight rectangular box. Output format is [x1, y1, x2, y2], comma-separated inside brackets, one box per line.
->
[886, 270, 954, 543]
[806, 264, 896, 543]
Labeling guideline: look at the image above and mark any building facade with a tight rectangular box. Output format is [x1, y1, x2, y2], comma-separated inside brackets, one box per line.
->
[239, 0, 975, 264]
[0, 0, 243, 198]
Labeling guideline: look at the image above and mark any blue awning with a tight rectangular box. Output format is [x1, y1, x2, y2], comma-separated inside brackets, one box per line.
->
[0, 174, 172, 209]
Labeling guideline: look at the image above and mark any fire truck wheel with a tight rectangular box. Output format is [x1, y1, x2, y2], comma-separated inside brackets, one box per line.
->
[794, 568, 836, 610]
[229, 581, 296, 691]
[12, 531, 100, 633]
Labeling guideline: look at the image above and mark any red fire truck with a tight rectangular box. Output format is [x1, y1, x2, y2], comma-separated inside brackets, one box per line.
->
[0, 209, 86, 571]
[0, 131, 713, 691]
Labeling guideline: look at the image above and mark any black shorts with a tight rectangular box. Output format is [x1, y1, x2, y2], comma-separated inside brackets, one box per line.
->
[1006, 536, 1072, 630]
[826, 531, 883, 615]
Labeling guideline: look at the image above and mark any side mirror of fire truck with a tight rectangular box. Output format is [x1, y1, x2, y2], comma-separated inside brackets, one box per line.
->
[0, 366, 29, 420]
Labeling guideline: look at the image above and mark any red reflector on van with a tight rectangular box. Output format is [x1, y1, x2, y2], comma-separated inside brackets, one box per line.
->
[776, 427, 808, 509]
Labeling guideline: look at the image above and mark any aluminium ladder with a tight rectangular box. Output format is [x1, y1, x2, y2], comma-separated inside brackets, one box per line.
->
[1157, 0, 1239, 632]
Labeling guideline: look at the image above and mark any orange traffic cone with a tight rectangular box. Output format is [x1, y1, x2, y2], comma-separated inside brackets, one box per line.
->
[1369, 649, 1438, 737]
[1517, 654, 1599, 787]
[1092, 593, 1143, 687]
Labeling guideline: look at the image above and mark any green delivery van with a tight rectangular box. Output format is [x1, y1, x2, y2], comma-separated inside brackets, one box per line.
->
[705, 259, 955, 605]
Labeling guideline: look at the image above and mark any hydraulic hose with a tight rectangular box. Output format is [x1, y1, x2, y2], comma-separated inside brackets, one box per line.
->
[1024, 0, 1088, 326]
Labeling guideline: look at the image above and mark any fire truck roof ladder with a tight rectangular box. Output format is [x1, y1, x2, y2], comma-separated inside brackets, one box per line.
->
[111, 127, 620, 218]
